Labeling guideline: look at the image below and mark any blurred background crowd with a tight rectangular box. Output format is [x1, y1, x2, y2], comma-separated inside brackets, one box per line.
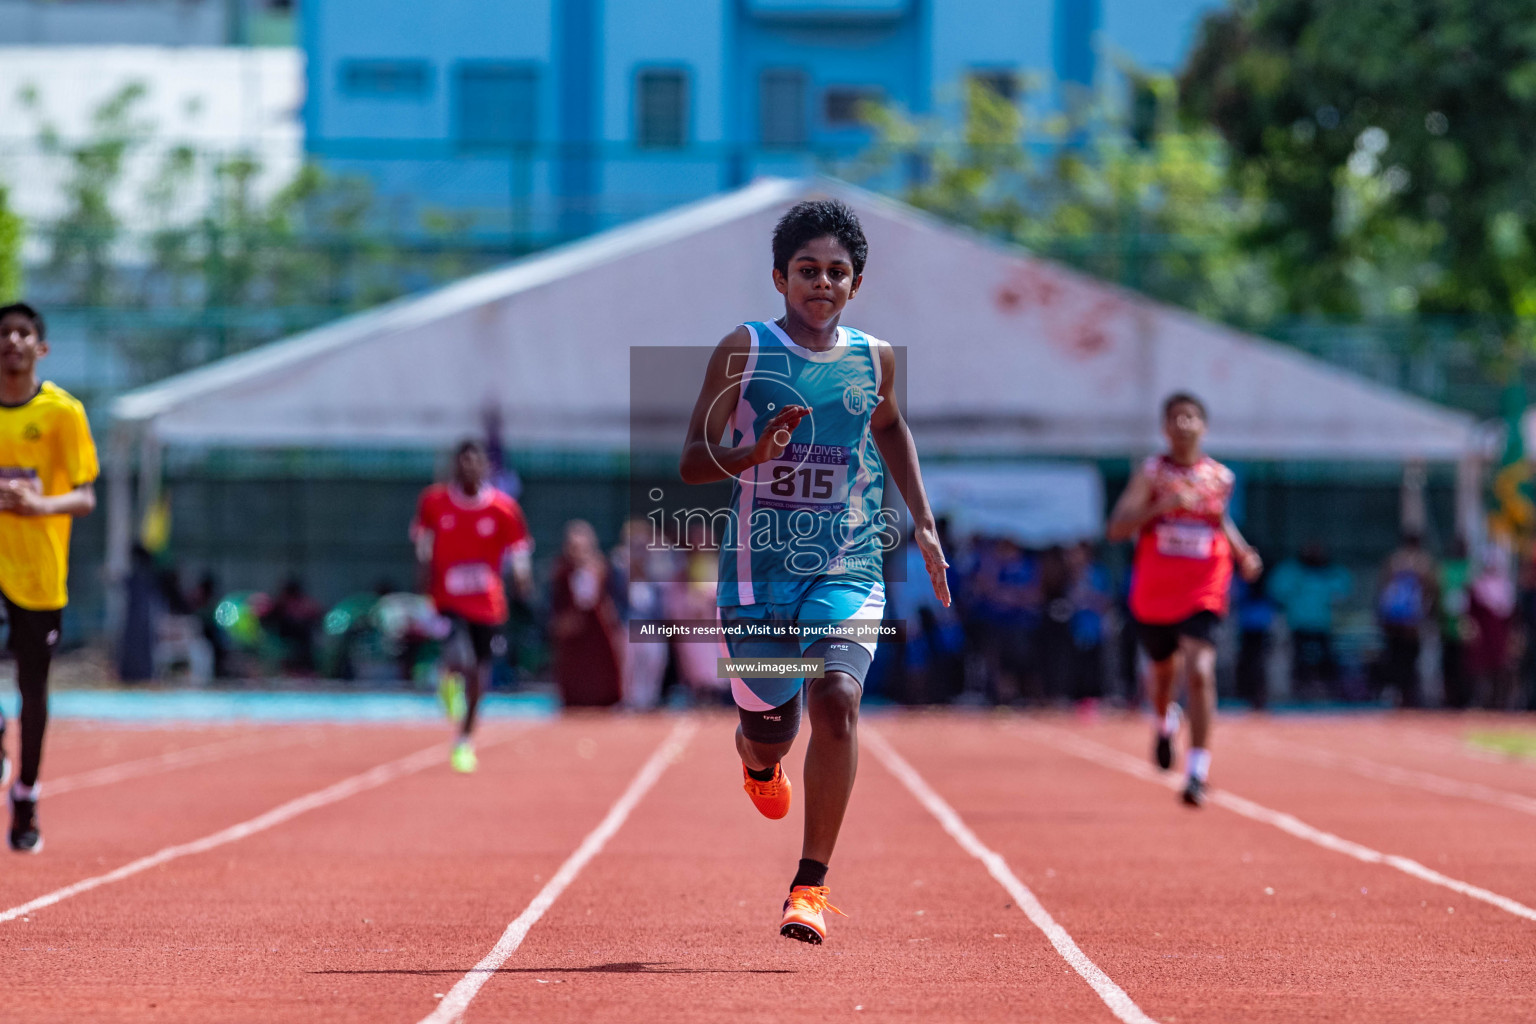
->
[116, 506, 1536, 714]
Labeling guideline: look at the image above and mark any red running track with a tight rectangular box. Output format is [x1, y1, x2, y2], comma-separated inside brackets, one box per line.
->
[4, 709, 1535, 1022]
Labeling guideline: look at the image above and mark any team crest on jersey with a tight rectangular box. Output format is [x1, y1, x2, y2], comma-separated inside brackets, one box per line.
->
[477, 517, 495, 536]
[441, 514, 457, 530]
[841, 384, 872, 416]
[22, 423, 40, 441]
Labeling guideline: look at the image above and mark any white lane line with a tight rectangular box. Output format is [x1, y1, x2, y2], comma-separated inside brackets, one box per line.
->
[46, 731, 312, 797]
[0, 740, 455, 924]
[419, 718, 698, 1024]
[864, 726, 1160, 1024]
[1029, 725, 1536, 924]
[1246, 738, 1536, 819]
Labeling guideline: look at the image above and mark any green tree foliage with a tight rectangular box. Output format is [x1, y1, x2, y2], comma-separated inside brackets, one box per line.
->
[853, 80, 1280, 328]
[21, 82, 499, 382]
[1180, 0, 1536, 353]
[0, 186, 21, 302]
[27, 82, 148, 307]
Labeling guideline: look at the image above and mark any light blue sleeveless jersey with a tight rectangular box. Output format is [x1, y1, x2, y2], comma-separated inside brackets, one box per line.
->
[716, 320, 889, 607]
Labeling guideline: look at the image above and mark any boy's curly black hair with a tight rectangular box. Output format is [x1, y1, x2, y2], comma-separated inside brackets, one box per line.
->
[771, 199, 868, 277]
[0, 302, 45, 340]
[1162, 391, 1207, 421]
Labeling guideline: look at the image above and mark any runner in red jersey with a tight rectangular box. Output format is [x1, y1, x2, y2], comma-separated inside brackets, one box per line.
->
[411, 440, 532, 773]
[1108, 393, 1261, 806]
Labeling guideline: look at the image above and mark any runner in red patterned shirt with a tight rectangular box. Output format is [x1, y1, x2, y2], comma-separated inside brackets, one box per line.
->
[1108, 393, 1261, 807]
[411, 440, 533, 773]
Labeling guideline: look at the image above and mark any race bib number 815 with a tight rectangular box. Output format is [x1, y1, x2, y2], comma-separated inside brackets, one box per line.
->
[757, 443, 850, 511]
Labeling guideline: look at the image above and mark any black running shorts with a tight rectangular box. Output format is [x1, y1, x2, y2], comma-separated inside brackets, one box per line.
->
[1137, 610, 1221, 664]
[444, 613, 503, 665]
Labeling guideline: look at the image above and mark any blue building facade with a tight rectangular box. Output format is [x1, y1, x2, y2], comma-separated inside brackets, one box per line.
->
[303, 0, 1222, 242]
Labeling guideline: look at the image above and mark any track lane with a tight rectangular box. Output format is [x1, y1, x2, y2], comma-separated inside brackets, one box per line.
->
[883, 711, 1536, 1024]
[1242, 714, 1536, 799]
[0, 724, 445, 913]
[463, 710, 1128, 1024]
[6, 710, 1534, 1022]
[10, 722, 303, 786]
[1081, 715, 1536, 911]
[2, 717, 696, 1024]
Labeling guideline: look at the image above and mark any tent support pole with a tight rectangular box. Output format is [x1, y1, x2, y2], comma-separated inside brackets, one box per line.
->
[137, 426, 162, 526]
[1400, 460, 1428, 538]
[1455, 450, 1484, 551]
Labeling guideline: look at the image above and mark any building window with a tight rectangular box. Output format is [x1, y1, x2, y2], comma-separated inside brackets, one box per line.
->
[969, 70, 1021, 104]
[339, 59, 432, 98]
[823, 86, 882, 128]
[637, 69, 688, 148]
[455, 63, 539, 149]
[760, 69, 807, 148]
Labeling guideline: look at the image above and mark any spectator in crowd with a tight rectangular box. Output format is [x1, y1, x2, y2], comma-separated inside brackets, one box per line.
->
[664, 523, 728, 703]
[1066, 541, 1111, 706]
[1036, 545, 1076, 702]
[1467, 545, 1518, 709]
[1438, 539, 1473, 709]
[1375, 534, 1437, 707]
[1233, 570, 1277, 709]
[616, 519, 669, 710]
[956, 537, 999, 700]
[980, 538, 1041, 703]
[263, 576, 323, 675]
[1519, 556, 1536, 712]
[117, 544, 160, 682]
[1112, 569, 1140, 707]
[948, 530, 988, 702]
[550, 519, 623, 707]
[887, 525, 964, 703]
[1269, 542, 1352, 701]
[189, 572, 233, 679]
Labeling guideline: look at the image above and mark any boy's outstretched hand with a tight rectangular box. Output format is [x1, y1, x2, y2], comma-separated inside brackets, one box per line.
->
[750, 405, 810, 464]
[915, 523, 951, 608]
[1237, 547, 1263, 583]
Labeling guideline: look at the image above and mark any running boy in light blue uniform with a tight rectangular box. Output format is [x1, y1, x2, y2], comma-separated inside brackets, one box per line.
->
[680, 199, 950, 943]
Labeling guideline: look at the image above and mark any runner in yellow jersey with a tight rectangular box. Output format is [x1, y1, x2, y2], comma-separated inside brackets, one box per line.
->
[0, 303, 98, 853]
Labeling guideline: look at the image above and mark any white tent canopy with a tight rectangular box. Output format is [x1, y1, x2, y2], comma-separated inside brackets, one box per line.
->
[106, 177, 1484, 594]
[112, 176, 1477, 460]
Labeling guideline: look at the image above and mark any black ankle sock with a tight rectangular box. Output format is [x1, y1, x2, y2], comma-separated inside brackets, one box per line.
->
[745, 763, 776, 782]
[791, 858, 828, 891]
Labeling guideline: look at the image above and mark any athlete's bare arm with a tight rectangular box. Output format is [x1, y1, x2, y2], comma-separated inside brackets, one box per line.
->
[1223, 514, 1263, 581]
[869, 343, 950, 608]
[506, 549, 534, 601]
[412, 527, 433, 593]
[0, 481, 94, 517]
[679, 327, 808, 485]
[1106, 470, 1185, 543]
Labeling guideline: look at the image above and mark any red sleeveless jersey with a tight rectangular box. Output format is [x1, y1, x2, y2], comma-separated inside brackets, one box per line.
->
[1128, 455, 1235, 625]
[411, 484, 531, 625]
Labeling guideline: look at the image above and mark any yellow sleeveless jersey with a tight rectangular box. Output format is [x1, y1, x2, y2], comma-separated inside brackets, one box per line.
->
[0, 382, 98, 610]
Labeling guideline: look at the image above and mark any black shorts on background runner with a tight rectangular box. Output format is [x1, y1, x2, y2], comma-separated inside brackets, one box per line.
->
[444, 613, 504, 664]
[1137, 610, 1221, 663]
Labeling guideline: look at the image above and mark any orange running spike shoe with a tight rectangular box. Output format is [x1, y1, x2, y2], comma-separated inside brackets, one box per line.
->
[742, 763, 792, 820]
[780, 885, 846, 944]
